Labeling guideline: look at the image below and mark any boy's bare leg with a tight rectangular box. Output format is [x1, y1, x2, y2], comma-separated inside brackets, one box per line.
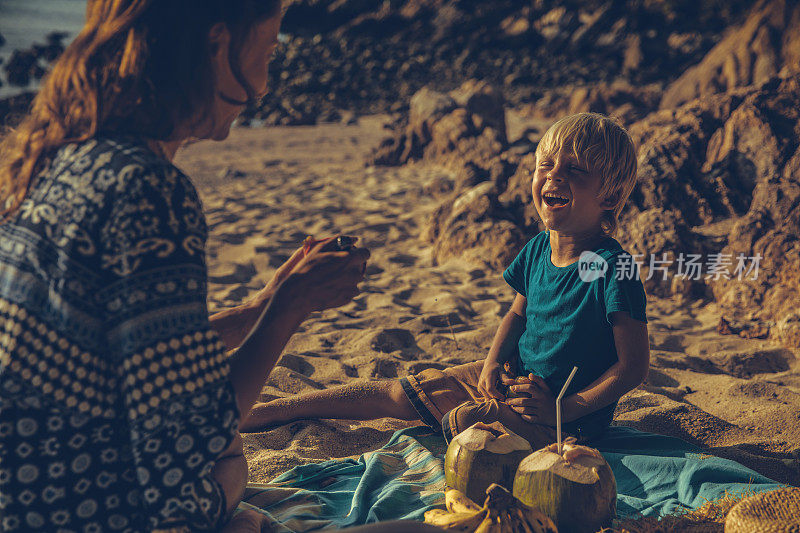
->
[240, 380, 419, 432]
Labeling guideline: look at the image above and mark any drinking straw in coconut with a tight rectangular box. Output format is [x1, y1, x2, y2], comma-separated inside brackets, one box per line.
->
[556, 366, 578, 455]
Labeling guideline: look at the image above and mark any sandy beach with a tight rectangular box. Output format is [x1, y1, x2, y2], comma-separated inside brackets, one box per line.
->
[175, 116, 800, 488]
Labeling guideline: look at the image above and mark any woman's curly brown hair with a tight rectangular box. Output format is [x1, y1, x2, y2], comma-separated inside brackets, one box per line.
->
[0, 0, 281, 221]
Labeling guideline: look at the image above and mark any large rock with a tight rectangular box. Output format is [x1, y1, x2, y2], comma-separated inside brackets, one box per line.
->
[627, 75, 800, 348]
[497, 153, 541, 231]
[370, 80, 507, 175]
[616, 209, 708, 299]
[518, 81, 661, 127]
[567, 82, 661, 126]
[661, 0, 800, 109]
[420, 182, 529, 271]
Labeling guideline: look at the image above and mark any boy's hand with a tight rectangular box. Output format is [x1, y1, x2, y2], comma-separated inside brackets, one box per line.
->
[478, 362, 514, 400]
[505, 374, 557, 425]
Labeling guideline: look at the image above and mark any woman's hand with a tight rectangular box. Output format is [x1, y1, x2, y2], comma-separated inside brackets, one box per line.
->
[505, 374, 557, 425]
[478, 361, 514, 400]
[251, 245, 307, 311]
[283, 237, 370, 313]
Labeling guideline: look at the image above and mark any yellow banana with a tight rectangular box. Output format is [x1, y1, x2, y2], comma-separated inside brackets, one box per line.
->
[424, 508, 487, 532]
[511, 505, 557, 533]
[446, 489, 482, 514]
[474, 514, 504, 533]
[428, 483, 558, 533]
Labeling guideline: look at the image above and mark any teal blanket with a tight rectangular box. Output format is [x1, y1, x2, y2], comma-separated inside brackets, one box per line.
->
[240, 425, 783, 531]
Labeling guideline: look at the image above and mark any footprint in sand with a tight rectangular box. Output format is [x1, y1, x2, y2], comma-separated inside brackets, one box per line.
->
[267, 253, 291, 268]
[366, 358, 399, 379]
[711, 348, 793, 379]
[422, 312, 463, 328]
[651, 333, 686, 352]
[223, 286, 251, 303]
[277, 354, 316, 377]
[365, 264, 384, 275]
[340, 363, 359, 378]
[645, 369, 681, 388]
[370, 328, 423, 358]
[217, 231, 251, 246]
[208, 262, 257, 285]
[267, 366, 324, 395]
[387, 253, 417, 266]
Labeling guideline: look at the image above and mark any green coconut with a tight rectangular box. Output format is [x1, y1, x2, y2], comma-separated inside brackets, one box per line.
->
[512, 443, 616, 532]
[444, 422, 533, 505]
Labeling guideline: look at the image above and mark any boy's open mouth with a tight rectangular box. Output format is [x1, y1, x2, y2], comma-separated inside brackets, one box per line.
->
[543, 192, 570, 207]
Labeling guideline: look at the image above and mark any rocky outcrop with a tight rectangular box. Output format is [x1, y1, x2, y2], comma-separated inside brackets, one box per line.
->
[661, 0, 800, 109]
[370, 80, 507, 175]
[0, 1, 756, 126]
[521, 81, 662, 127]
[1, 32, 67, 88]
[420, 181, 531, 271]
[625, 76, 800, 348]
[239, 0, 754, 125]
[372, 82, 536, 270]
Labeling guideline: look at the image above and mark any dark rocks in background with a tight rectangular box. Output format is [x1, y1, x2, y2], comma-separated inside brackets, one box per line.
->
[36, 32, 69, 62]
[0, 32, 5, 48]
[5, 50, 41, 87]
[1, 31, 67, 88]
[0, 0, 757, 126]
[708, 76, 800, 350]
[496, 153, 541, 233]
[608, 75, 800, 348]
[241, 0, 754, 125]
[661, 0, 800, 109]
[616, 208, 709, 299]
[369, 80, 536, 270]
[567, 82, 662, 126]
[0, 92, 35, 127]
[520, 81, 662, 127]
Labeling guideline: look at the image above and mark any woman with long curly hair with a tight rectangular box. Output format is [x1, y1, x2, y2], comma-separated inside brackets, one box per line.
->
[0, 1, 437, 531]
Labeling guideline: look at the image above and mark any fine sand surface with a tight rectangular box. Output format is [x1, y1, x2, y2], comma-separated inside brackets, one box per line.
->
[175, 117, 800, 487]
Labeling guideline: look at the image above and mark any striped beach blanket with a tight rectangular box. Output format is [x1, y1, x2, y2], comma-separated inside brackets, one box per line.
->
[239, 425, 784, 531]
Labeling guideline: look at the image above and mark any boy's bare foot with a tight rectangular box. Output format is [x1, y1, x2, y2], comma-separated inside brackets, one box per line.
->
[240, 400, 286, 432]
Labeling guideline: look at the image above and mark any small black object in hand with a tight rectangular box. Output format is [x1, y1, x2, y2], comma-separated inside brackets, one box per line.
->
[336, 235, 356, 251]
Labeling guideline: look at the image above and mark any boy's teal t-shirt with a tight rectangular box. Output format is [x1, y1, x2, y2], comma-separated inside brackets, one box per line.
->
[502, 230, 648, 440]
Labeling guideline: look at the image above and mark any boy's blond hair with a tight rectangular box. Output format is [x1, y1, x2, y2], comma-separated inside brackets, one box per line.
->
[535, 112, 638, 235]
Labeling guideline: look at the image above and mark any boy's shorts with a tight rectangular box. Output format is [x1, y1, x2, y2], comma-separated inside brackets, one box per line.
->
[399, 361, 573, 449]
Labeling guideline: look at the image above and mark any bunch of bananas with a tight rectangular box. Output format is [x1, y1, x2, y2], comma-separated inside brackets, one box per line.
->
[424, 483, 557, 533]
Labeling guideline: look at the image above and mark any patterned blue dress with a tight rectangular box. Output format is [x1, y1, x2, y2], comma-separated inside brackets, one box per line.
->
[0, 135, 239, 531]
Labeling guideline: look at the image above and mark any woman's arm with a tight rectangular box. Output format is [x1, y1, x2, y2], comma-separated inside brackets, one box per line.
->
[226, 241, 369, 418]
[210, 247, 305, 350]
[213, 432, 249, 519]
[477, 293, 527, 399]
